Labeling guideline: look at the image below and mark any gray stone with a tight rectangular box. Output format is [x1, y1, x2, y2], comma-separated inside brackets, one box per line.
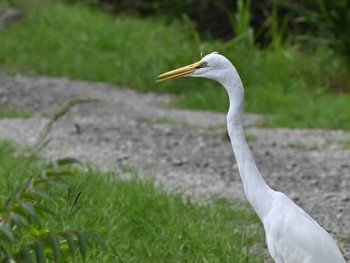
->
[0, 8, 23, 29]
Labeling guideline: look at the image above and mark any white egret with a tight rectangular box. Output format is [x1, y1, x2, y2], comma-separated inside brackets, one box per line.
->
[156, 52, 346, 263]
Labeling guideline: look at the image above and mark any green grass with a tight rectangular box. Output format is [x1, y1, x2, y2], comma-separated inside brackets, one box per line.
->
[0, 2, 349, 129]
[0, 140, 266, 262]
[341, 139, 350, 149]
[0, 105, 31, 118]
[155, 117, 187, 126]
[0, 2, 197, 92]
[246, 133, 257, 142]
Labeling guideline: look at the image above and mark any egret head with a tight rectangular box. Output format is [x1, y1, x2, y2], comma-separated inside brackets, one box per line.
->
[156, 52, 234, 84]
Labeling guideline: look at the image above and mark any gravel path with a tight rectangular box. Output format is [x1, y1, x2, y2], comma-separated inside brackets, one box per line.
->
[1, 75, 349, 261]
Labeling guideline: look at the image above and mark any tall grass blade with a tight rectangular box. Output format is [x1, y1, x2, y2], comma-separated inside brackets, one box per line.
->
[64, 231, 77, 260]
[69, 192, 82, 218]
[0, 223, 15, 243]
[11, 213, 29, 228]
[33, 240, 45, 263]
[0, 245, 8, 258]
[32, 190, 50, 201]
[17, 248, 32, 263]
[48, 170, 75, 177]
[34, 204, 54, 217]
[49, 234, 61, 262]
[66, 186, 72, 218]
[33, 96, 103, 154]
[51, 157, 83, 168]
[77, 233, 87, 259]
[21, 203, 38, 221]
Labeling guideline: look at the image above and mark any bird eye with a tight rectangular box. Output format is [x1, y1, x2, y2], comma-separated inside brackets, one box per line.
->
[199, 61, 208, 68]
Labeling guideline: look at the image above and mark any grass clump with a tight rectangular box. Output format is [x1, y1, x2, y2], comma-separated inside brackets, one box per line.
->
[0, 105, 30, 118]
[0, 140, 265, 262]
[341, 139, 350, 149]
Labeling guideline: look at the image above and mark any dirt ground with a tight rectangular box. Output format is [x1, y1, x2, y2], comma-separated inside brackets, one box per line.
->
[1, 74, 349, 261]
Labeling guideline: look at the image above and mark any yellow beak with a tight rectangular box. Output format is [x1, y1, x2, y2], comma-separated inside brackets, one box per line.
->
[156, 61, 201, 82]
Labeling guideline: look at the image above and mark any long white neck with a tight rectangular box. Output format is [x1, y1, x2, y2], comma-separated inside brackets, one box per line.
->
[218, 67, 275, 220]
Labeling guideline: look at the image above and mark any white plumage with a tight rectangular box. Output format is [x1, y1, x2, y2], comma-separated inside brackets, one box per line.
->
[157, 52, 346, 263]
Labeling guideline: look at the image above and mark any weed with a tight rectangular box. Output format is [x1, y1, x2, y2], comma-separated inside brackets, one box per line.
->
[224, 0, 254, 47]
[341, 139, 350, 149]
[0, 105, 31, 118]
[0, 142, 101, 262]
[269, 0, 289, 50]
[246, 133, 257, 142]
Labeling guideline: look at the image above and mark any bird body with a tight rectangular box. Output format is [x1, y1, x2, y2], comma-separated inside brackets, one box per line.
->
[263, 192, 345, 263]
[157, 52, 346, 263]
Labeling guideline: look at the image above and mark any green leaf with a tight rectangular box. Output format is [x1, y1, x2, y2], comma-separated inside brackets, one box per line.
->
[21, 192, 38, 202]
[44, 180, 63, 189]
[46, 170, 75, 181]
[11, 212, 29, 228]
[21, 202, 38, 221]
[68, 192, 82, 217]
[0, 223, 16, 243]
[90, 234, 107, 251]
[64, 231, 77, 259]
[34, 239, 45, 263]
[49, 157, 83, 168]
[5, 197, 13, 209]
[29, 227, 42, 237]
[16, 247, 33, 263]
[34, 204, 54, 217]
[13, 205, 30, 218]
[66, 186, 72, 216]
[49, 234, 61, 262]
[57, 157, 82, 166]
[0, 244, 8, 258]
[77, 233, 87, 259]
[45, 170, 76, 178]
[32, 190, 50, 200]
